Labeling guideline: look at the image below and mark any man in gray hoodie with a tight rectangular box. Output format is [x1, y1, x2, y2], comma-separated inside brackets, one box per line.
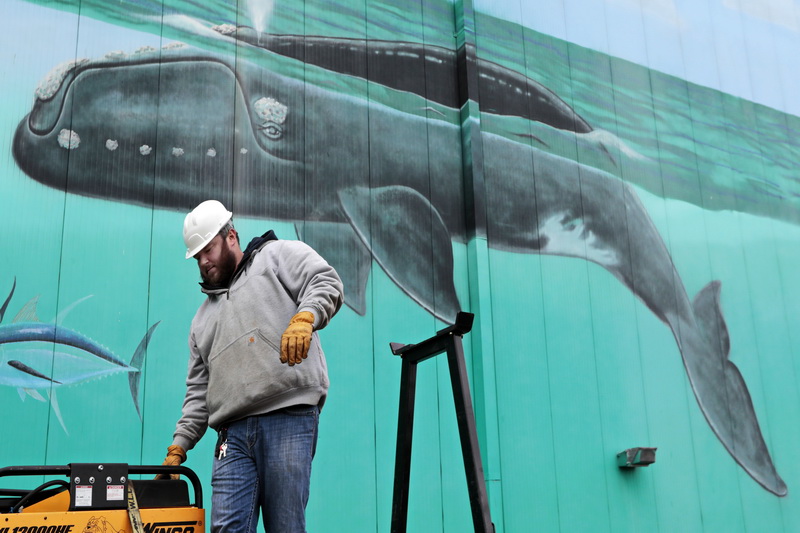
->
[159, 199, 344, 533]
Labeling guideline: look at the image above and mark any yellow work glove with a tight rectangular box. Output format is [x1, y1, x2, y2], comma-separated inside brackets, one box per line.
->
[154, 445, 186, 480]
[281, 311, 314, 366]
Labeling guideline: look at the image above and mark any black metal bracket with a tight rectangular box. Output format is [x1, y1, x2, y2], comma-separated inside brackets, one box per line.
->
[389, 311, 494, 533]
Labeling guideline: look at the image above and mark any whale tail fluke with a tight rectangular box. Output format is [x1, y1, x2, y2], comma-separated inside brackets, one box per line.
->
[127, 321, 160, 420]
[692, 280, 730, 356]
[684, 281, 787, 496]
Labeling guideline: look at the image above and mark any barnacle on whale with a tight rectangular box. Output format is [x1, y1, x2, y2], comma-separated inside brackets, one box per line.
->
[57, 129, 80, 150]
[35, 59, 89, 101]
[133, 45, 157, 55]
[162, 42, 186, 50]
[254, 97, 287, 124]
[212, 24, 236, 35]
[104, 51, 127, 61]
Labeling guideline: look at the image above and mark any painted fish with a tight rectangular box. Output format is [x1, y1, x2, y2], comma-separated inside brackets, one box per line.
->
[0, 280, 159, 430]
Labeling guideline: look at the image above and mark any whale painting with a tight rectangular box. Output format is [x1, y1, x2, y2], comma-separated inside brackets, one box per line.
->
[9, 23, 788, 498]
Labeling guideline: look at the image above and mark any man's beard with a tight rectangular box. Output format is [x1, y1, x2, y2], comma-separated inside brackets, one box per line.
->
[201, 238, 238, 287]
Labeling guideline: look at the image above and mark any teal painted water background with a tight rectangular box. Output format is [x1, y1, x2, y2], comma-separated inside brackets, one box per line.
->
[2, 0, 800, 531]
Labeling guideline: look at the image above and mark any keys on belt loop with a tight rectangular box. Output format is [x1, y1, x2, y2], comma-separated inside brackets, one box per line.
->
[215, 426, 229, 460]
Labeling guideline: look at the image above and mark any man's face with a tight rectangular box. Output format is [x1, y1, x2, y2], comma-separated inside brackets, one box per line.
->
[195, 232, 238, 286]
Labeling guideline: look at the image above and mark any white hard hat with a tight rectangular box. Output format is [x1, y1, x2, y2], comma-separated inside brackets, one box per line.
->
[183, 200, 233, 259]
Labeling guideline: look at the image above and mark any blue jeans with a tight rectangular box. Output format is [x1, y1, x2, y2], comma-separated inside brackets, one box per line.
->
[210, 405, 319, 533]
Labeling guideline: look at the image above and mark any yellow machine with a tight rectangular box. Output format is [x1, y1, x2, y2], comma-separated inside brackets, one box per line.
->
[0, 464, 204, 533]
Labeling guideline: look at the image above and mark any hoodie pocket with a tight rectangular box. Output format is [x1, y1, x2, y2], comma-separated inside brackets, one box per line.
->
[206, 328, 324, 416]
[255, 328, 325, 390]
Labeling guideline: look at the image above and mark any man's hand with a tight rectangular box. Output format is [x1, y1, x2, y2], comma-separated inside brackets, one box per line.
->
[154, 445, 186, 480]
[281, 311, 314, 366]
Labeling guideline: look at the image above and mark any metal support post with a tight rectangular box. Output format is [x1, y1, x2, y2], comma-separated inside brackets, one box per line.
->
[389, 312, 494, 533]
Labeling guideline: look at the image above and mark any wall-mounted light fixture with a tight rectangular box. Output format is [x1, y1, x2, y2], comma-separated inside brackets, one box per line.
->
[617, 447, 657, 468]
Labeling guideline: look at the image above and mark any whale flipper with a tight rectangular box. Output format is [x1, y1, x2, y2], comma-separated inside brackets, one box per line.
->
[686, 281, 787, 496]
[339, 186, 461, 323]
[296, 221, 372, 315]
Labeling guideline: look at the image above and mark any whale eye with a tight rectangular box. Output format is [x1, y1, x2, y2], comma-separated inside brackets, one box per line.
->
[254, 96, 288, 141]
[259, 122, 284, 140]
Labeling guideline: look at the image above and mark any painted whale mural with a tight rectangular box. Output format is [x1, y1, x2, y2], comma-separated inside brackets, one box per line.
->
[10, 32, 787, 496]
[0, 278, 160, 431]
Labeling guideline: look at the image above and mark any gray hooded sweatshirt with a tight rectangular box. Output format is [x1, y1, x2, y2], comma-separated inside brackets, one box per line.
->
[172, 236, 344, 451]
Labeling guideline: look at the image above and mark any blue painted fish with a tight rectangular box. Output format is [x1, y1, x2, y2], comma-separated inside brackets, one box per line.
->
[0, 279, 159, 431]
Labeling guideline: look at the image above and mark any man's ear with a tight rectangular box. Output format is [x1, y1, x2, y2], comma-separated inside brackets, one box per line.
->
[227, 228, 240, 248]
